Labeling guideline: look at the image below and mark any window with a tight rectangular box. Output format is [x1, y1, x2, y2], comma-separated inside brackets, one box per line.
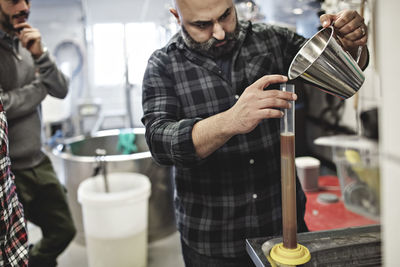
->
[93, 23, 125, 86]
[92, 22, 170, 86]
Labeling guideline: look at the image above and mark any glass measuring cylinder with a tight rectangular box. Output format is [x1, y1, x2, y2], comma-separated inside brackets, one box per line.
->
[280, 83, 297, 249]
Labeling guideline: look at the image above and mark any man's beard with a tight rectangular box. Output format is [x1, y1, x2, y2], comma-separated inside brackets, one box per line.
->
[0, 6, 15, 33]
[181, 22, 241, 59]
[0, 6, 29, 34]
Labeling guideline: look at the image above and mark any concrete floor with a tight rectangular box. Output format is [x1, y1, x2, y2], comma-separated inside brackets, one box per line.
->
[29, 223, 185, 267]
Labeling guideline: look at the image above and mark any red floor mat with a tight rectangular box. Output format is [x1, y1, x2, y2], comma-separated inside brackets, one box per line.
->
[304, 175, 378, 231]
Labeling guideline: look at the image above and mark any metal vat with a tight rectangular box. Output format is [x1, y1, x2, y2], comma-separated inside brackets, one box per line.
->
[52, 128, 176, 245]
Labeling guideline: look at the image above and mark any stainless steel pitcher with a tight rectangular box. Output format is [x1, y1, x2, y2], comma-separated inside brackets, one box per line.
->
[288, 26, 365, 99]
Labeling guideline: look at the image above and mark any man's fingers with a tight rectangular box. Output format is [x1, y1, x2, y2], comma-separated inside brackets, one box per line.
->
[19, 29, 40, 42]
[257, 108, 284, 119]
[335, 16, 365, 37]
[342, 25, 367, 42]
[320, 14, 336, 28]
[256, 97, 291, 110]
[341, 35, 367, 48]
[332, 10, 358, 29]
[20, 28, 39, 36]
[20, 32, 39, 47]
[261, 89, 297, 101]
[14, 22, 31, 30]
[253, 75, 288, 90]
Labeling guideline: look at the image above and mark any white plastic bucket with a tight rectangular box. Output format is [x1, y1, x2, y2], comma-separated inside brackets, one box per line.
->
[78, 172, 151, 267]
[295, 157, 320, 192]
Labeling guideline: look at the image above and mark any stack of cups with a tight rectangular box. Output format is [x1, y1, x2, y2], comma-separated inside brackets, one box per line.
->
[295, 157, 320, 192]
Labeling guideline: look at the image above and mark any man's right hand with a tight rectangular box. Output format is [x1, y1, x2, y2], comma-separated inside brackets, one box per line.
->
[15, 22, 44, 59]
[226, 75, 296, 135]
[192, 74, 296, 159]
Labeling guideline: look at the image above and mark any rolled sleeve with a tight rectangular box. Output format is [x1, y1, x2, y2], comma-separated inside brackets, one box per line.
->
[34, 50, 69, 99]
[170, 118, 203, 166]
[144, 116, 204, 167]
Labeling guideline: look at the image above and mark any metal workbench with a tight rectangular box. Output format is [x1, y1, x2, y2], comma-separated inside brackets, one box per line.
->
[246, 224, 381, 266]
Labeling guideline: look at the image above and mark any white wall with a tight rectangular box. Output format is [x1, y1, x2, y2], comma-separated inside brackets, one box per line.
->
[375, 0, 400, 266]
[83, 0, 172, 24]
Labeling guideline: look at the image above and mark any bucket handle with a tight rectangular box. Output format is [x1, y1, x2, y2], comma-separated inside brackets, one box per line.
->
[95, 149, 110, 193]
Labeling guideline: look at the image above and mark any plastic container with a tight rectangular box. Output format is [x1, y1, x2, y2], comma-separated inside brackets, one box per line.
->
[52, 128, 175, 245]
[314, 135, 380, 221]
[78, 172, 151, 267]
[295, 156, 320, 192]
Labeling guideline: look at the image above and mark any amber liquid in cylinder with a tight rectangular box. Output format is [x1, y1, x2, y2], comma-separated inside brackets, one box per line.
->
[280, 133, 297, 249]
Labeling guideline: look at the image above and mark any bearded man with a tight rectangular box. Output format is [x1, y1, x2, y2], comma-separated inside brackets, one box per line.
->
[141, 0, 368, 266]
[0, 1, 76, 266]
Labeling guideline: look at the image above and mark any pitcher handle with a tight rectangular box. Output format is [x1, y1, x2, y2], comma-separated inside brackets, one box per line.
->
[332, 26, 363, 64]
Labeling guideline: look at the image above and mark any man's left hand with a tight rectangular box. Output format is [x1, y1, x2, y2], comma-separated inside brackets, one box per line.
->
[15, 22, 44, 59]
[320, 10, 368, 52]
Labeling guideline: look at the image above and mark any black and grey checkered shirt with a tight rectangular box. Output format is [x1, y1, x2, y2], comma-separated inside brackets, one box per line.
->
[142, 21, 307, 258]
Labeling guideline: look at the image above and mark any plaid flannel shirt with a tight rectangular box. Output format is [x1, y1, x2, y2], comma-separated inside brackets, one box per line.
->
[0, 101, 28, 266]
[142, 21, 307, 258]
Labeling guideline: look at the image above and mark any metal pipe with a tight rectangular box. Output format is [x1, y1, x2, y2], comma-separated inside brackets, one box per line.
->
[95, 148, 110, 193]
[123, 24, 135, 129]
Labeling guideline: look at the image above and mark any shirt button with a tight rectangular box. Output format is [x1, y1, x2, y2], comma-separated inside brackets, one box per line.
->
[249, 159, 255, 165]
[253, 194, 258, 199]
[235, 94, 239, 100]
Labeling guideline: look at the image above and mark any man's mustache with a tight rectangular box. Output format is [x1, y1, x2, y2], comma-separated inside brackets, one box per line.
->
[12, 10, 29, 20]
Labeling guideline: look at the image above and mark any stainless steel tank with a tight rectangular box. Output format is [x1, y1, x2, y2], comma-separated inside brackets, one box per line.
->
[52, 128, 176, 245]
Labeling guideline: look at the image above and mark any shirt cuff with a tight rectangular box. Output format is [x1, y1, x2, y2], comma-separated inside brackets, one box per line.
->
[171, 118, 203, 167]
[34, 48, 49, 65]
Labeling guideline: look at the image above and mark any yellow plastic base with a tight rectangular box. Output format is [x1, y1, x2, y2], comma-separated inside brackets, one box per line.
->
[270, 242, 311, 266]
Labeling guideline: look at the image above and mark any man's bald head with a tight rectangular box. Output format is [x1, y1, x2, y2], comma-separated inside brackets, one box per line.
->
[171, 0, 234, 23]
[169, 0, 239, 58]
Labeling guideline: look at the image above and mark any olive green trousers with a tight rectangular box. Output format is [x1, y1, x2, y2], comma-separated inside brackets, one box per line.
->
[13, 155, 76, 267]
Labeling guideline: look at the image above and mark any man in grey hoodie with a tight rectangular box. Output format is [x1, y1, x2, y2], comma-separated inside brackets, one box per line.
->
[0, 0, 76, 266]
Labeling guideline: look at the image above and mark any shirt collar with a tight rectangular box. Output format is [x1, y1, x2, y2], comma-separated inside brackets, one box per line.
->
[0, 28, 7, 40]
[0, 28, 20, 51]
